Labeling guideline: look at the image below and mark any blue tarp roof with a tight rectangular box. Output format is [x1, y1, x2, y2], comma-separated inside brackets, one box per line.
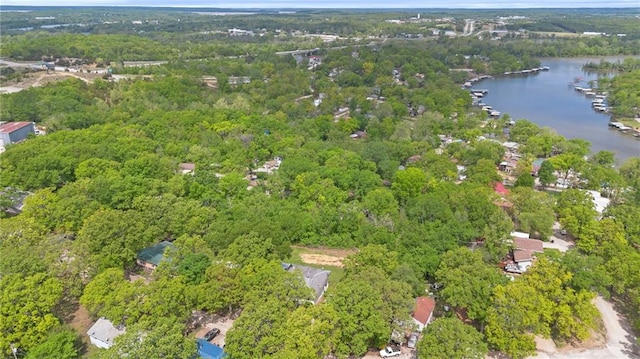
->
[197, 339, 227, 359]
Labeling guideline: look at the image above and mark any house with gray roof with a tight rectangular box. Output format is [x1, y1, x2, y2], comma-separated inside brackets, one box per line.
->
[87, 318, 125, 349]
[282, 263, 330, 304]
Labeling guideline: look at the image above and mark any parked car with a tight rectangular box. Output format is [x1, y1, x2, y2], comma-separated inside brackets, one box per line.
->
[407, 332, 418, 349]
[203, 328, 220, 341]
[380, 345, 402, 358]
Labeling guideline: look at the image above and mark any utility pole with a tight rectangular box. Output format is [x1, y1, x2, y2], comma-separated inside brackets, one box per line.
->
[10, 344, 18, 359]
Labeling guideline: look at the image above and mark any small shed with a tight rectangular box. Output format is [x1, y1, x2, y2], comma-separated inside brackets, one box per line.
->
[136, 241, 173, 270]
[197, 339, 227, 359]
[87, 318, 125, 349]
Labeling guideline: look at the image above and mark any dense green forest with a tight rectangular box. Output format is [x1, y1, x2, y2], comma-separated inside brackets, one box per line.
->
[1, 6, 640, 359]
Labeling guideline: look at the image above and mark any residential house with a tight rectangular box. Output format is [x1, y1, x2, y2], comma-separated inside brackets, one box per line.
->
[282, 263, 330, 304]
[512, 237, 544, 272]
[87, 318, 125, 349]
[227, 76, 251, 86]
[254, 157, 282, 175]
[586, 190, 610, 216]
[178, 163, 196, 175]
[136, 241, 173, 270]
[494, 182, 510, 196]
[197, 339, 227, 359]
[350, 131, 367, 140]
[412, 296, 436, 332]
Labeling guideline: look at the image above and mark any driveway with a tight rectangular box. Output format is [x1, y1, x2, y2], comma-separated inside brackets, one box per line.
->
[362, 346, 415, 359]
[526, 296, 639, 359]
[542, 222, 574, 253]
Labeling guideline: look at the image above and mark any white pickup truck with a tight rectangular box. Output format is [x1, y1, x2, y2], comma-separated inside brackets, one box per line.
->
[379, 346, 402, 358]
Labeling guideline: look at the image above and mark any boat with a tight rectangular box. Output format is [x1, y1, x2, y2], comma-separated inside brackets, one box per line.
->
[489, 110, 501, 117]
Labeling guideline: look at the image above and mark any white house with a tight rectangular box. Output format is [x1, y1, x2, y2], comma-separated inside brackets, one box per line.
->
[87, 318, 125, 349]
[412, 296, 436, 332]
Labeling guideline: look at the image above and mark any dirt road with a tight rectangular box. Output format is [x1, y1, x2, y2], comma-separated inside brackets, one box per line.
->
[528, 296, 639, 359]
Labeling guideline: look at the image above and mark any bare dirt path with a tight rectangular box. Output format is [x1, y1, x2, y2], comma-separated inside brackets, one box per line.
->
[527, 296, 639, 359]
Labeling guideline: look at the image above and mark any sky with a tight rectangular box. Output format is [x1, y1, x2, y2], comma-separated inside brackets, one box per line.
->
[1, 0, 639, 8]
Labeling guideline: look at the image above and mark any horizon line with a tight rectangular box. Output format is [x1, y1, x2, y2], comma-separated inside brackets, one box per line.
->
[1, 5, 640, 9]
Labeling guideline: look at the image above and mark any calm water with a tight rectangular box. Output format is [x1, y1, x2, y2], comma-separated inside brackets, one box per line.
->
[472, 57, 640, 163]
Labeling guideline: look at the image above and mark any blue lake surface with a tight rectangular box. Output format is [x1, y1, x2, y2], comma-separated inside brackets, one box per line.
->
[472, 57, 640, 163]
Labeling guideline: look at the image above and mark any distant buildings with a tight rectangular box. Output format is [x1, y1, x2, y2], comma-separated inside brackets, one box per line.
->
[228, 28, 254, 36]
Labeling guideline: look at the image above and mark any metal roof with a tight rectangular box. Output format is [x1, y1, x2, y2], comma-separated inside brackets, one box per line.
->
[0, 122, 33, 134]
[87, 318, 125, 345]
[136, 241, 173, 266]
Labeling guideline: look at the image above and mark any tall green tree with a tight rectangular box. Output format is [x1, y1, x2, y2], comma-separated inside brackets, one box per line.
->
[0, 273, 63, 356]
[417, 317, 488, 359]
[101, 318, 196, 359]
[435, 247, 507, 324]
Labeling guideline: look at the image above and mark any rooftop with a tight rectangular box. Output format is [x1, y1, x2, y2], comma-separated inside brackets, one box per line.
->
[494, 182, 510, 196]
[137, 241, 173, 266]
[87, 318, 125, 345]
[413, 296, 436, 325]
[513, 249, 534, 262]
[513, 237, 544, 253]
[283, 263, 330, 303]
[179, 163, 196, 171]
[0, 121, 33, 134]
[197, 339, 227, 359]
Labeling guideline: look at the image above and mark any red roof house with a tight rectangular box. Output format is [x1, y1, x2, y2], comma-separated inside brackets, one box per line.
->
[412, 296, 436, 331]
[494, 182, 510, 196]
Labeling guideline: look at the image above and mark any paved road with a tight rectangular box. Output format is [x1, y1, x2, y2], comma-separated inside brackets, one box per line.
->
[463, 19, 475, 36]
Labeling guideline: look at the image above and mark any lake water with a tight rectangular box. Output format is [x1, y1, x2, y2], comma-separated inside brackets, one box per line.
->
[472, 57, 640, 163]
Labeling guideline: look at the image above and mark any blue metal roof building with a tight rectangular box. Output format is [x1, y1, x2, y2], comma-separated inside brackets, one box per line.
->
[197, 339, 227, 359]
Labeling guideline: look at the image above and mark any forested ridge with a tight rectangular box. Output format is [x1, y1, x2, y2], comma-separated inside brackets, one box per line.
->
[1, 7, 640, 359]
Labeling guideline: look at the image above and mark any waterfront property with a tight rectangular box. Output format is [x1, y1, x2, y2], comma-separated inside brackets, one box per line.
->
[471, 57, 640, 162]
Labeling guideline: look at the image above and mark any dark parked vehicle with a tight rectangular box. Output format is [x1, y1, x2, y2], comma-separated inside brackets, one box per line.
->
[203, 328, 220, 341]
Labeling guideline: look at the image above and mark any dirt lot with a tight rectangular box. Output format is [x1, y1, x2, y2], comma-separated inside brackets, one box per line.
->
[0, 70, 99, 93]
[294, 246, 357, 268]
[194, 317, 235, 348]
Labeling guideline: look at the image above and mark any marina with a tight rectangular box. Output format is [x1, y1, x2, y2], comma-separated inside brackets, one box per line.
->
[470, 57, 640, 162]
